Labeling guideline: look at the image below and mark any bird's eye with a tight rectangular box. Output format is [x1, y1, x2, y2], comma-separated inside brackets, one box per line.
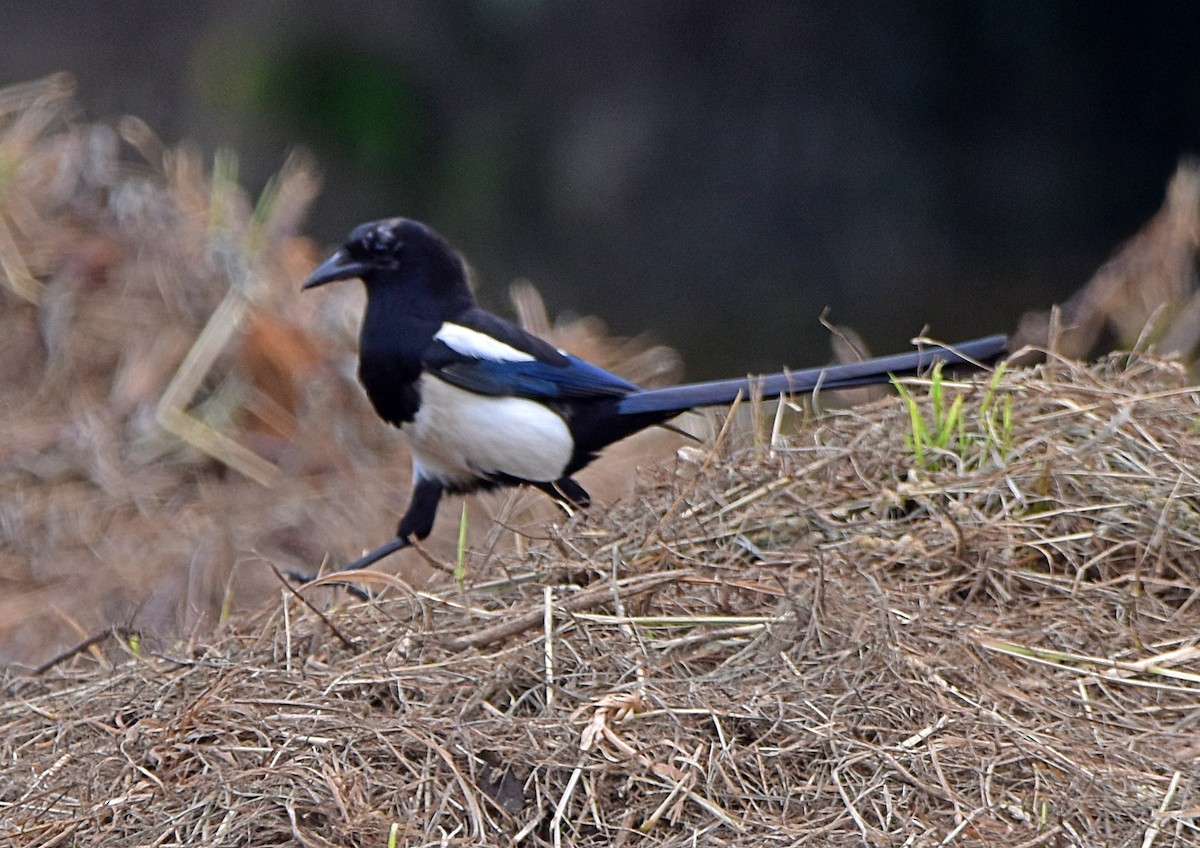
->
[367, 226, 402, 257]
[345, 220, 409, 262]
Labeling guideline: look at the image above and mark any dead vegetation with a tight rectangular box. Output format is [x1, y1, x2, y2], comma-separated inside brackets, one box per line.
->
[0, 74, 682, 669]
[1014, 158, 1200, 363]
[3, 76, 1200, 846]
[5, 356, 1200, 846]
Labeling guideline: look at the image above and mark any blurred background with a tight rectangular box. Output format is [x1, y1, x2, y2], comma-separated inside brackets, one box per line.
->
[4, 0, 1199, 374]
[3, 1, 1200, 667]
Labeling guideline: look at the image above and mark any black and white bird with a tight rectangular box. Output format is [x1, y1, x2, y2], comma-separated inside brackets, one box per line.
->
[301, 217, 1007, 575]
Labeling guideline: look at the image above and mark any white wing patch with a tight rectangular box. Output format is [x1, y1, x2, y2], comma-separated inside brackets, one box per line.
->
[405, 375, 572, 486]
[435, 323, 534, 362]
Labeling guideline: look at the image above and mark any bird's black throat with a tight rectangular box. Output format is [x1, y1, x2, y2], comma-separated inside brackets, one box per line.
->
[356, 284, 441, 426]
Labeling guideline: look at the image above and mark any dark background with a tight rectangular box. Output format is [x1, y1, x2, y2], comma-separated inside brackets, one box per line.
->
[4, 1, 1199, 377]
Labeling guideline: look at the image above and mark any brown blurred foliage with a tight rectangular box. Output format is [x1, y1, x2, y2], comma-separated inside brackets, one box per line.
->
[0, 75, 683, 667]
[1015, 159, 1200, 365]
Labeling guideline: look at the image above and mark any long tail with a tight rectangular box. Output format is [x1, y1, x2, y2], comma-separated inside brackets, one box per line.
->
[616, 334, 1008, 416]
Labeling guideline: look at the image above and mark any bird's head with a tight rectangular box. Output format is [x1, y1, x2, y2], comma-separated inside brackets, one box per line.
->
[303, 218, 473, 311]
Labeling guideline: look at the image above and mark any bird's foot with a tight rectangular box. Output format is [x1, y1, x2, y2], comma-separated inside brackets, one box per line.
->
[286, 536, 413, 599]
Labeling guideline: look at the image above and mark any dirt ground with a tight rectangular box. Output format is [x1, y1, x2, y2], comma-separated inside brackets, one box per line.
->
[3, 76, 1200, 846]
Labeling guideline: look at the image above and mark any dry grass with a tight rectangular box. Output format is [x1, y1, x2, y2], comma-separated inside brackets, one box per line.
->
[3, 75, 1200, 846]
[5, 357, 1200, 846]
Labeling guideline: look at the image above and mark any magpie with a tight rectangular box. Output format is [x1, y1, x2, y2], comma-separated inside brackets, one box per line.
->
[301, 217, 1007, 576]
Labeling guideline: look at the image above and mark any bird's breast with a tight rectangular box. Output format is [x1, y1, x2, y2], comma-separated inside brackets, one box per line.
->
[404, 375, 573, 487]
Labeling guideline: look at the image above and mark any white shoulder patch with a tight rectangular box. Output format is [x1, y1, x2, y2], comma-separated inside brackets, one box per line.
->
[435, 323, 535, 362]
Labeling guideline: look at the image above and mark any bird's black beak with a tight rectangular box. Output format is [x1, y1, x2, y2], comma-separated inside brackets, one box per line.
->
[302, 249, 371, 290]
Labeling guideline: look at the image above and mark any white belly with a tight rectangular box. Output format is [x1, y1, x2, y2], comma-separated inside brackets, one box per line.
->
[405, 376, 573, 487]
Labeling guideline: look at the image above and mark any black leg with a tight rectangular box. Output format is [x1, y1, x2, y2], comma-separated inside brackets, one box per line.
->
[532, 476, 591, 509]
[283, 535, 410, 600]
[330, 535, 412, 573]
[289, 478, 445, 590]
[397, 477, 444, 540]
